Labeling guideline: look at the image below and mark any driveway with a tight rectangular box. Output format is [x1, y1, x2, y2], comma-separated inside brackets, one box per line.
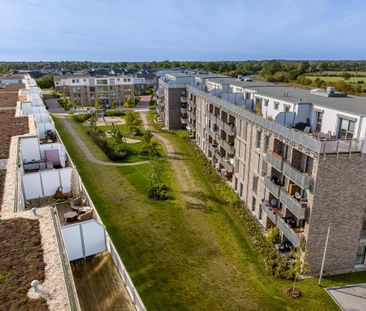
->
[327, 284, 366, 311]
[46, 98, 65, 114]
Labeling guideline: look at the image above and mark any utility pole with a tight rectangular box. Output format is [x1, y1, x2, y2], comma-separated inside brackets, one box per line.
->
[318, 223, 331, 286]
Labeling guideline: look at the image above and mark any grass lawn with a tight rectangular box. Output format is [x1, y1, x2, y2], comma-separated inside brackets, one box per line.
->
[305, 75, 366, 91]
[54, 115, 366, 310]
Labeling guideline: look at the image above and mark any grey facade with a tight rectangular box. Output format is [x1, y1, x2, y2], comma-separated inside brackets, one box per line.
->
[158, 72, 366, 275]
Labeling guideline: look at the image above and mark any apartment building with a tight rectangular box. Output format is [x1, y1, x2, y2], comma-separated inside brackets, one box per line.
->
[54, 75, 153, 106]
[158, 72, 366, 275]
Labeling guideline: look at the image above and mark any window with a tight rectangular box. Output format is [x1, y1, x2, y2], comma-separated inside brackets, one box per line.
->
[355, 246, 366, 265]
[263, 99, 269, 107]
[338, 117, 355, 140]
[251, 196, 256, 212]
[274, 101, 279, 110]
[258, 207, 263, 220]
[234, 177, 238, 191]
[256, 131, 261, 148]
[315, 111, 323, 132]
[240, 183, 243, 197]
[252, 176, 258, 194]
[263, 135, 269, 153]
[284, 105, 290, 112]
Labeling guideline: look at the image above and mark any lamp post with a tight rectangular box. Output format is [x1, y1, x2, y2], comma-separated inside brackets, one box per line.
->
[318, 223, 331, 286]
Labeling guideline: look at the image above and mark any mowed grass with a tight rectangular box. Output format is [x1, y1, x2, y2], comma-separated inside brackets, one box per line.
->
[54, 116, 366, 310]
[305, 75, 366, 90]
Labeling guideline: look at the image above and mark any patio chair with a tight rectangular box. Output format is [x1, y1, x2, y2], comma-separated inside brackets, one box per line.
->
[77, 209, 93, 221]
[71, 196, 83, 211]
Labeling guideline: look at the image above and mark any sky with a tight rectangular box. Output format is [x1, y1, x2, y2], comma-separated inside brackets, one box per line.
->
[1, 0, 366, 61]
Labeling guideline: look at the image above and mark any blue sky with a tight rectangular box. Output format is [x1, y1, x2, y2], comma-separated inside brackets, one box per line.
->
[1, 0, 366, 61]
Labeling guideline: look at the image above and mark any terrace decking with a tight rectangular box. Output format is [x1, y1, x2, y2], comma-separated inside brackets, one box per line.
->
[71, 254, 136, 311]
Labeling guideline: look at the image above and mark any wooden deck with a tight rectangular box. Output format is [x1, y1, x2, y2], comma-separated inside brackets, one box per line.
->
[71, 253, 136, 311]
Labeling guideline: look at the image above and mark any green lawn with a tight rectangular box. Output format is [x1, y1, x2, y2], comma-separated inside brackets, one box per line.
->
[54, 116, 366, 310]
[305, 75, 366, 87]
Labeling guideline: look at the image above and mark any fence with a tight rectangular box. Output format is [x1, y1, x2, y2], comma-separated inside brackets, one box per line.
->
[53, 122, 147, 311]
[51, 207, 81, 311]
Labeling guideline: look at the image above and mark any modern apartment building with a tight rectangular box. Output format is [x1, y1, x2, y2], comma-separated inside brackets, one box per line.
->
[158, 72, 366, 275]
[54, 75, 153, 106]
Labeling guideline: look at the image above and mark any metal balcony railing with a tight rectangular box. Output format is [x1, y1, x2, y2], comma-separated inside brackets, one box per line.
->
[263, 176, 281, 198]
[276, 217, 301, 247]
[279, 190, 307, 219]
[283, 162, 311, 189]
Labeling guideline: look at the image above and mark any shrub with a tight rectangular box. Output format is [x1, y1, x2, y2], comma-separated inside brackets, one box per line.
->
[147, 158, 168, 200]
[104, 109, 125, 116]
[72, 113, 91, 123]
[175, 130, 189, 140]
[88, 129, 127, 160]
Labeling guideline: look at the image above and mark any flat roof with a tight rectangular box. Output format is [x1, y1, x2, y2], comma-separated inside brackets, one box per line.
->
[206, 77, 366, 116]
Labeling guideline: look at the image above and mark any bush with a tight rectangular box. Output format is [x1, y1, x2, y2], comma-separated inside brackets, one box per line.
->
[147, 158, 168, 200]
[104, 109, 125, 116]
[175, 130, 189, 140]
[88, 129, 127, 160]
[72, 113, 91, 123]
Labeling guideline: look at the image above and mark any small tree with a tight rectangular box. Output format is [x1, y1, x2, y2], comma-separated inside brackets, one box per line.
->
[111, 101, 117, 109]
[141, 130, 158, 158]
[124, 97, 133, 109]
[147, 158, 168, 200]
[95, 98, 101, 109]
[267, 227, 279, 244]
[286, 249, 307, 298]
[125, 111, 139, 128]
[89, 113, 98, 131]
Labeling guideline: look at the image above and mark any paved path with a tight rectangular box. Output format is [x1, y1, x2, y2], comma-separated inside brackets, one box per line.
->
[327, 284, 366, 311]
[46, 98, 66, 114]
[58, 117, 149, 167]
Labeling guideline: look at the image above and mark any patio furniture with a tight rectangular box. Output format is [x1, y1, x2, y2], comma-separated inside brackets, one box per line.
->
[64, 211, 78, 223]
[71, 196, 83, 211]
[77, 208, 93, 221]
[77, 205, 91, 214]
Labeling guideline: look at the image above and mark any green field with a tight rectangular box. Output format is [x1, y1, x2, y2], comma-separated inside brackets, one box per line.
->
[53, 115, 366, 310]
[305, 75, 366, 83]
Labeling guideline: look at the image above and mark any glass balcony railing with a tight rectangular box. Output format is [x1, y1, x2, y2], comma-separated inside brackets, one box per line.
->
[261, 202, 277, 224]
[283, 162, 311, 189]
[279, 190, 307, 219]
[263, 176, 281, 198]
[276, 217, 301, 247]
[265, 151, 283, 172]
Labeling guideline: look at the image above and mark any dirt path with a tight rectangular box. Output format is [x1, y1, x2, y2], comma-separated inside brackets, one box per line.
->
[57, 117, 149, 167]
[140, 112, 205, 210]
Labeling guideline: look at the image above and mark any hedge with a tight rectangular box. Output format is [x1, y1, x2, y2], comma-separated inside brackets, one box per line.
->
[88, 129, 127, 160]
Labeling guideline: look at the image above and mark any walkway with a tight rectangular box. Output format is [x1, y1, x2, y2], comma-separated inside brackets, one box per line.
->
[327, 284, 366, 311]
[140, 112, 207, 211]
[46, 98, 66, 114]
[57, 117, 148, 167]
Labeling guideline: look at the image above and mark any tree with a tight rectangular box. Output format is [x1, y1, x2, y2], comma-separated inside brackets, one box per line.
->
[141, 130, 158, 158]
[36, 75, 54, 89]
[147, 158, 168, 200]
[285, 249, 307, 298]
[95, 98, 101, 109]
[111, 101, 117, 109]
[124, 97, 133, 109]
[342, 72, 352, 80]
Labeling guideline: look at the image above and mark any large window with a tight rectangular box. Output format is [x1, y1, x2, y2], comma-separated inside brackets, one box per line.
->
[355, 246, 366, 265]
[315, 111, 323, 132]
[338, 117, 355, 140]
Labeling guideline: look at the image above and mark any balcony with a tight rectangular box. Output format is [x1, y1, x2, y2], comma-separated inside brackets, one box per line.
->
[222, 158, 234, 173]
[180, 95, 187, 103]
[223, 122, 235, 136]
[263, 176, 280, 198]
[208, 144, 218, 156]
[180, 117, 188, 124]
[279, 191, 307, 219]
[276, 217, 301, 247]
[283, 162, 311, 189]
[222, 140, 235, 156]
[265, 151, 283, 172]
[261, 202, 278, 224]
[181, 106, 188, 113]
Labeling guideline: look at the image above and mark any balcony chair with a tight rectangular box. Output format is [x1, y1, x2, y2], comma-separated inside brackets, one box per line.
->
[77, 208, 93, 221]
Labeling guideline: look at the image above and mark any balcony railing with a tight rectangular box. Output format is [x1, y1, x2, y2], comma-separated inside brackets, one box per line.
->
[181, 107, 188, 113]
[263, 176, 280, 197]
[222, 140, 235, 155]
[261, 202, 278, 224]
[180, 117, 188, 124]
[223, 122, 235, 135]
[265, 151, 283, 172]
[222, 159, 234, 173]
[180, 95, 187, 103]
[279, 190, 307, 219]
[187, 86, 365, 156]
[276, 217, 301, 247]
[283, 162, 311, 189]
